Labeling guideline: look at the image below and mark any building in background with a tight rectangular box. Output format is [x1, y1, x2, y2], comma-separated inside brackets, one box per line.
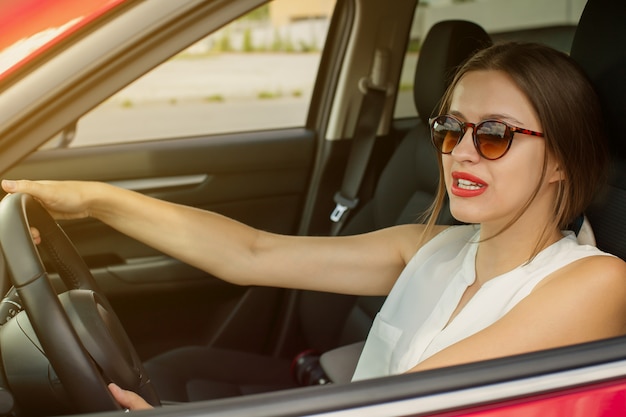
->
[269, 0, 335, 26]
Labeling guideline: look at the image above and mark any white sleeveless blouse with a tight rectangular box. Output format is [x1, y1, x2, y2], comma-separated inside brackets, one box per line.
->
[352, 225, 610, 381]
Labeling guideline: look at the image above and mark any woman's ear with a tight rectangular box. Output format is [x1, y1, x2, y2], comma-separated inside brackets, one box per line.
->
[548, 164, 566, 183]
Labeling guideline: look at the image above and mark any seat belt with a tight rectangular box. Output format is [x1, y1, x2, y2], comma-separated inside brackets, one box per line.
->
[330, 48, 391, 235]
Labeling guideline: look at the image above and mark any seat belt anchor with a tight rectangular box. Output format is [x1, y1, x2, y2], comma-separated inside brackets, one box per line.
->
[330, 192, 359, 223]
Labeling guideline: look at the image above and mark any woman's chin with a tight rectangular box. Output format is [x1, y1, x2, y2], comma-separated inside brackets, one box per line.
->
[449, 207, 483, 225]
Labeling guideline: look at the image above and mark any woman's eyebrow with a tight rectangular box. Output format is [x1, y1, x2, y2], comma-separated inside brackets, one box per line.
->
[482, 113, 525, 125]
[448, 110, 465, 119]
[449, 109, 525, 125]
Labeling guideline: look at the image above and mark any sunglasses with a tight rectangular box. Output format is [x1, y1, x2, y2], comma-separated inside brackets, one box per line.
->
[429, 114, 544, 160]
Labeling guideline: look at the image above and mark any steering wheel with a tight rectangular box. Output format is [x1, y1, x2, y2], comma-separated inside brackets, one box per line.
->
[0, 193, 160, 414]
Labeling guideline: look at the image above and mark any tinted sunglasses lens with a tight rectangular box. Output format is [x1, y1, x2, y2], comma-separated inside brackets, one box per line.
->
[432, 116, 462, 154]
[475, 121, 511, 159]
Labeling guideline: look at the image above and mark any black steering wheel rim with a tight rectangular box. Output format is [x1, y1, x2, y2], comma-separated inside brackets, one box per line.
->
[0, 193, 160, 413]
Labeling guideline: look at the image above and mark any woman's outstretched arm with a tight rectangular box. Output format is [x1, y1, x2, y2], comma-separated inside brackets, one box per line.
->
[2, 179, 442, 296]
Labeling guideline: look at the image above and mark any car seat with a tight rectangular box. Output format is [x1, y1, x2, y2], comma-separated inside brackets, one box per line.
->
[569, 0, 626, 263]
[143, 20, 492, 402]
[296, 18, 491, 361]
[318, 0, 626, 384]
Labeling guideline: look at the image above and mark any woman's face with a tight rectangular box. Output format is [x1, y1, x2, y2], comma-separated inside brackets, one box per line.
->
[442, 69, 561, 229]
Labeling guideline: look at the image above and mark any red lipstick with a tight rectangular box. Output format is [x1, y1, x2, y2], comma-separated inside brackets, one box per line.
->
[450, 171, 487, 197]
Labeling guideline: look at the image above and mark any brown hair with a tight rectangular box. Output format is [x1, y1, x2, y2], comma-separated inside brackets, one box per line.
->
[423, 42, 609, 252]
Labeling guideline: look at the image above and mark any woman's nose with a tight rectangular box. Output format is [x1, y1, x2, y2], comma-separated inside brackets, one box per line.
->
[450, 128, 480, 162]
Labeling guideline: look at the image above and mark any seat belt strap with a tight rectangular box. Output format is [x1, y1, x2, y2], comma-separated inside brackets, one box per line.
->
[330, 48, 391, 235]
[330, 85, 387, 235]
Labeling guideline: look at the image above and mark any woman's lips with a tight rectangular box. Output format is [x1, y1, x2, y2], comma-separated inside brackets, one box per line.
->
[450, 171, 487, 197]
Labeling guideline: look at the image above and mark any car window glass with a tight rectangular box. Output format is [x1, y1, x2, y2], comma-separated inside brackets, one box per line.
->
[394, 0, 585, 119]
[56, 0, 336, 148]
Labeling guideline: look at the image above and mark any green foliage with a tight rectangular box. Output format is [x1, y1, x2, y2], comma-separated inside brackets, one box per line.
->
[407, 38, 421, 53]
[271, 29, 297, 52]
[218, 30, 233, 52]
[271, 29, 284, 51]
[241, 4, 269, 21]
[283, 35, 295, 52]
[242, 28, 254, 52]
[299, 40, 318, 53]
[258, 90, 282, 99]
[205, 94, 225, 103]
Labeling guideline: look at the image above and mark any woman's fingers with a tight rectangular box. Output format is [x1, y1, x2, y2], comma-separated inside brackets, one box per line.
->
[1, 179, 18, 193]
[1, 179, 44, 197]
[29, 227, 41, 245]
[108, 383, 154, 411]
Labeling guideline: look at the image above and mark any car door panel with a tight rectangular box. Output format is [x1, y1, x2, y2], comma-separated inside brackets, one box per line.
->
[4, 127, 315, 360]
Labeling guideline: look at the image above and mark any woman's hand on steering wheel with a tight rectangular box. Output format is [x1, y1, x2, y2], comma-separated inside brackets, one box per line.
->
[29, 226, 41, 245]
[0, 193, 162, 412]
[2, 179, 95, 220]
[108, 384, 153, 411]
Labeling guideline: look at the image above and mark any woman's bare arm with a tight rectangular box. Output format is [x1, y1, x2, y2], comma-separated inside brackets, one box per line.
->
[2, 179, 444, 295]
[407, 255, 626, 373]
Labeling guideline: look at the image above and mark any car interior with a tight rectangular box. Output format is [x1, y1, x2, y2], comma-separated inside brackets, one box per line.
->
[141, 0, 626, 410]
[0, 0, 625, 415]
[140, 19, 494, 402]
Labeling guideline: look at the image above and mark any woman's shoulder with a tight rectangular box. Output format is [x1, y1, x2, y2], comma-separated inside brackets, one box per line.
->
[569, 254, 626, 281]
[536, 253, 626, 298]
[525, 254, 626, 340]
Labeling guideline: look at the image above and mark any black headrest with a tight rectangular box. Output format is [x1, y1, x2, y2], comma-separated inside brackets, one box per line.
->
[570, 0, 626, 160]
[414, 20, 492, 125]
[570, 0, 626, 260]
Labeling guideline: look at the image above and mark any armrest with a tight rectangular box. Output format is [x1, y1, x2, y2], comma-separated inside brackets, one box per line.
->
[320, 341, 365, 384]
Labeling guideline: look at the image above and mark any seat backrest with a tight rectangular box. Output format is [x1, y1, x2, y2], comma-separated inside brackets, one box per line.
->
[298, 21, 492, 353]
[569, 0, 626, 261]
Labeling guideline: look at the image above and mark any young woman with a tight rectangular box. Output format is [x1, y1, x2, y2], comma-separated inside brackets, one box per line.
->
[3, 42, 625, 410]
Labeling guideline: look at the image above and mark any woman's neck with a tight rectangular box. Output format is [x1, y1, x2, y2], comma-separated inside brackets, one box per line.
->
[474, 220, 562, 285]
